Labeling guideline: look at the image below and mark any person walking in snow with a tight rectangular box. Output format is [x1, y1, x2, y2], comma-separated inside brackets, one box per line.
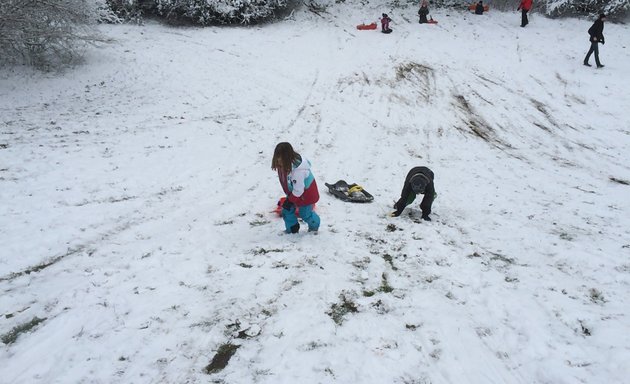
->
[381, 13, 393, 33]
[475, 1, 485, 15]
[391, 166, 436, 221]
[584, 13, 606, 68]
[517, 0, 532, 27]
[271, 142, 320, 234]
[418, 1, 429, 23]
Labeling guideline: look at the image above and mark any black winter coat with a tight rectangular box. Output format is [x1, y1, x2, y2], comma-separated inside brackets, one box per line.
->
[588, 19, 605, 43]
[394, 166, 435, 217]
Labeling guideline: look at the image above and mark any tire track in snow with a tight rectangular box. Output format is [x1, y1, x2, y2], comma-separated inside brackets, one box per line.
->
[285, 71, 320, 132]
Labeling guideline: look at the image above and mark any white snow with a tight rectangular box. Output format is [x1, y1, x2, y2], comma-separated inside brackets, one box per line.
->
[1, 4, 630, 384]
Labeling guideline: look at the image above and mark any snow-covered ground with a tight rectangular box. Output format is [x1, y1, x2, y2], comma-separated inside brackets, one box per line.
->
[1, 3, 630, 383]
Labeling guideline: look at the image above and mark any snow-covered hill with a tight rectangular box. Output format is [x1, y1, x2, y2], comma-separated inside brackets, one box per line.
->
[1, 4, 629, 383]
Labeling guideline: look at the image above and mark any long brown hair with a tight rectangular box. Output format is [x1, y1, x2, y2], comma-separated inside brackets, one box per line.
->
[271, 142, 300, 173]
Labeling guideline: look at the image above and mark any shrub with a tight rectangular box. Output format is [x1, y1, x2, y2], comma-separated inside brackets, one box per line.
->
[426, 0, 629, 18]
[153, 0, 292, 25]
[0, 0, 112, 69]
[546, 0, 630, 19]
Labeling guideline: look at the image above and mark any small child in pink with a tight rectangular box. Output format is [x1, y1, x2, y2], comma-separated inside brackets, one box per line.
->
[381, 13, 392, 34]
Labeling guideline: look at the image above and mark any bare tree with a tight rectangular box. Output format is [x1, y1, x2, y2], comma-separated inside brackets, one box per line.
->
[0, 0, 112, 69]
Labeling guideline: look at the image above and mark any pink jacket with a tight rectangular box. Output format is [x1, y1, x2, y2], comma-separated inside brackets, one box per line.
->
[381, 16, 391, 30]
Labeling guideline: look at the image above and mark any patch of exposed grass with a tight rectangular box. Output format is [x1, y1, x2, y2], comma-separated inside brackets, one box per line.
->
[588, 288, 605, 304]
[204, 343, 240, 374]
[0, 246, 87, 282]
[364, 274, 395, 297]
[249, 219, 270, 227]
[379, 273, 394, 293]
[327, 294, 358, 325]
[1, 317, 47, 345]
[272, 261, 289, 269]
[429, 348, 442, 360]
[382, 254, 397, 270]
[578, 320, 591, 337]
[252, 247, 284, 255]
[530, 98, 560, 128]
[371, 299, 389, 314]
[489, 251, 515, 265]
[351, 257, 371, 269]
[609, 176, 630, 185]
[453, 94, 511, 150]
[424, 274, 439, 283]
[396, 62, 425, 78]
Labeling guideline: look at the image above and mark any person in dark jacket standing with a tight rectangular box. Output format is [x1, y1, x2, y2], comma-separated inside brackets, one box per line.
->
[475, 1, 485, 15]
[584, 14, 606, 68]
[517, 0, 532, 27]
[418, 1, 429, 23]
[391, 166, 435, 221]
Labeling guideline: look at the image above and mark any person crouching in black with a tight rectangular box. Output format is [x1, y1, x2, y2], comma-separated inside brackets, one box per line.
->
[391, 166, 435, 221]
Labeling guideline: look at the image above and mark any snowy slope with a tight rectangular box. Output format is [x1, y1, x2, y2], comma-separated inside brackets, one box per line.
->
[1, 4, 630, 384]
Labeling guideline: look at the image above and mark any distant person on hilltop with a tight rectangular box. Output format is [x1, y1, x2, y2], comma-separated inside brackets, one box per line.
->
[381, 13, 393, 33]
[271, 142, 320, 234]
[418, 1, 429, 23]
[584, 13, 606, 68]
[475, 1, 485, 15]
[391, 166, 436, 221]
[517, 0, 532, 27]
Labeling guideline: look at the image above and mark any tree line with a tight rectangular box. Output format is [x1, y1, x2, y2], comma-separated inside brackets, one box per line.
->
[1, 0, 626, 70]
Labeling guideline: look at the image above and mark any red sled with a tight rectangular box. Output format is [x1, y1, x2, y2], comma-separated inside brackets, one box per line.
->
[468, 4, 490, 11]
[357, 22, 377, 30]
[275, 197, 316, 217]
[427, 19, 438, 24]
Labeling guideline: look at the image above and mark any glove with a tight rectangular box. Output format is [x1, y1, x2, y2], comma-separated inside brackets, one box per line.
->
[282, 198, 294, 211]
[421, 214, 432, 221]
[601, 40, 605, 45]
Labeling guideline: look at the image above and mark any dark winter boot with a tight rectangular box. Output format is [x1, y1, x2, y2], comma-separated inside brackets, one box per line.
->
[289, 223, 300, 234]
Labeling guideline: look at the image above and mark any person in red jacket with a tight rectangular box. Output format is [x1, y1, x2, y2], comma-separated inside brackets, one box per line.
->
[517, 0, 532, 27]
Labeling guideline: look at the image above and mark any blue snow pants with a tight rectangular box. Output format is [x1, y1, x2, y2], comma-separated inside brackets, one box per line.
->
[282, 204, 320, 233]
